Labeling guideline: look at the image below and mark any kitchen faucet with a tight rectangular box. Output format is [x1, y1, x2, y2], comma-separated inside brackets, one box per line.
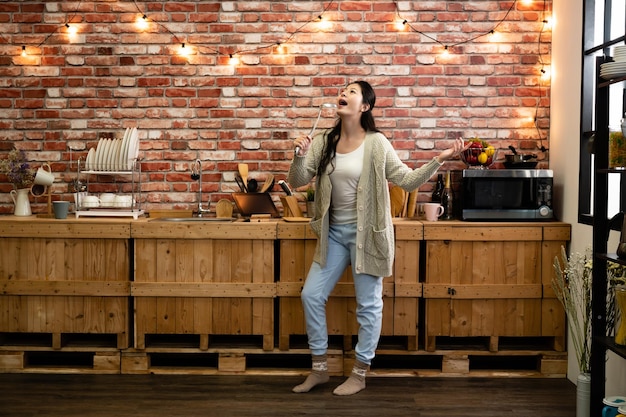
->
[191, 159, 211, 217]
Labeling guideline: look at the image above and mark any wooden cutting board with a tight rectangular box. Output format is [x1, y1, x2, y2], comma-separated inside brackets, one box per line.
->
[390, 186, 406, 217]
[216, 199, 234, 218]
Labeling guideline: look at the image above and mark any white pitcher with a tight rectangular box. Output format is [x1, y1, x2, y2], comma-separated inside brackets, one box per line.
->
[10, 188, 32, 216]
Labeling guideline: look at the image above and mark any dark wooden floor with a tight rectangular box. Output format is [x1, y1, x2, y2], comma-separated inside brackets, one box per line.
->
[0, 374, 575, 417]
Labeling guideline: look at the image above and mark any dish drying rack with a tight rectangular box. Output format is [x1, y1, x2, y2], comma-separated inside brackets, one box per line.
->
[74, 157, 144, 219]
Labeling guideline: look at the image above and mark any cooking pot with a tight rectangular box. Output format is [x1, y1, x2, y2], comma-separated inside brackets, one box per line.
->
[505, 153, 536, 163]
[506, 145, 537, 164]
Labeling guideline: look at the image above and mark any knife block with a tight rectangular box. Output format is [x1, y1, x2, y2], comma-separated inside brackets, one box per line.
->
[280, 196, 303, 217]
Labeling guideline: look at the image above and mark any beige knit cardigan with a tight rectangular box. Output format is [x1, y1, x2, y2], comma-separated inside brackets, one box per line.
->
[288, 131, 442, 278]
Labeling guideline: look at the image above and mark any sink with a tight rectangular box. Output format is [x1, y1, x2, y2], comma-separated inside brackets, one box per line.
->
[152, 217, 235, 222]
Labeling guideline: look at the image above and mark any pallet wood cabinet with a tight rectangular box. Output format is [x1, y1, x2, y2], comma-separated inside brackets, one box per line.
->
[0, 218, 131, 372]
[423, 221, 569, 352]
[130, 221, 276, 352]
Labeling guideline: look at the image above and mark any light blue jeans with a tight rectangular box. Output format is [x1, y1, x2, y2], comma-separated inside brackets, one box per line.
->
[301, 223, 384, 365]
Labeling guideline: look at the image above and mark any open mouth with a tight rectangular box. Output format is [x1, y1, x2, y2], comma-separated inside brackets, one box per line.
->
[338, 99, 347, 106]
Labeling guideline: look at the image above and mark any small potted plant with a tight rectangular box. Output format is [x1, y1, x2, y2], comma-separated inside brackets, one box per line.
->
[305, 187, 315, 218]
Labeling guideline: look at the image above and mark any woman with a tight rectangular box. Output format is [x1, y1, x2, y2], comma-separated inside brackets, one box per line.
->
[287, 81, 465, 396]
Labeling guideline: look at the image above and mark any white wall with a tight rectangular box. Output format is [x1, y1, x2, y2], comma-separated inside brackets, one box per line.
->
[552, 0, 626, 393]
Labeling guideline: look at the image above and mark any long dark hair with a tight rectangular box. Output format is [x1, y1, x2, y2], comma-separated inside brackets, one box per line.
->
[316, 81, 379, 179]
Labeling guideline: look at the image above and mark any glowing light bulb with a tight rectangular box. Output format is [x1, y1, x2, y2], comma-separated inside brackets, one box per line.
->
[275, 43, 286, 55]
[229, 54, 240, 66]
[21, 46, 26, 57]
[540, 67, 551, 81]
[441, 45, 450, 57]
[522, 0, 533, 5]
[543, 17, 553, 30]
[179, 43, 189, 56]
[137, 15, 148, 30]
[396, 19, 407, 31]
[66, 23, 77, 36]
[318, 15, 331, 31]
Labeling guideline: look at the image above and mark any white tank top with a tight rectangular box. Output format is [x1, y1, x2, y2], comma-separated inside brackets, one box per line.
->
[329, 142, 365, 224]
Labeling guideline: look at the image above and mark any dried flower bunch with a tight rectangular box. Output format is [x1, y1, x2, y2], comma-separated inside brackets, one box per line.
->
[553, 247, 593, 373]
[553, 246, 626, 373]
[0, 148, 35, 190]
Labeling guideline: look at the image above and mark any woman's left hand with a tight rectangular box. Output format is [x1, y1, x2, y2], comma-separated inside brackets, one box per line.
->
[437, 138, 470, 163]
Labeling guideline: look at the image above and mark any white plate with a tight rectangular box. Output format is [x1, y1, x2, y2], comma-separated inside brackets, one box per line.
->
[601, 70, 626, 80]
[600, 63, 626, 70]
[108, 139, 118, 171]
[103, 138, 112, 170]
[111, 139, 121, 171]
[94, 138, 104, 171]
[127, 127, 139, 170]
[120, 128, 130, 170]
[104, 139, 114, 171]
[86, 147, 95, 170]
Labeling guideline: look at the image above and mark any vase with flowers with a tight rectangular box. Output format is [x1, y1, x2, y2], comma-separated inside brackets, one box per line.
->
[1, 148, 35, 216]
[553, 247, 593, 417]
[553, 247, 626, 417]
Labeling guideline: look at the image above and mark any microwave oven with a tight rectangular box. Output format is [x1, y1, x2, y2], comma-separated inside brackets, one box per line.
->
[461, 169, 554, 221]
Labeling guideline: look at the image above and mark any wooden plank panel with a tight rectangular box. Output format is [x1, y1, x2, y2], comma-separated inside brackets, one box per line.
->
[175, 240, 196, 335]
[543, 225, 571, 241]
[131, 283, 277, 298]
[394, 221, 423, 240]
[131, 221, 277, 240]
[1, 281, 130, 296]
[0, 218, 131, 238]
[212, 240, 232, 334]
[423, 284, 542, 299]
[423, 224, 542, 241]
[156, 239, 177, 334]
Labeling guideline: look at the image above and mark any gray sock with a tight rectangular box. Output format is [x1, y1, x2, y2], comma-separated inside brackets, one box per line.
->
[333, 360, 367, 396]
[292, 354, 329, 393]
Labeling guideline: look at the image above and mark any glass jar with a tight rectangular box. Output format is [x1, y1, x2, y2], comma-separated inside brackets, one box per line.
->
[609, 128, 626, 169]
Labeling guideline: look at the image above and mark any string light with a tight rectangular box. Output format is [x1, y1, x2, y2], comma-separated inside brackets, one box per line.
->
[396, 19, 407, 31]
[179, 43, 189, 56]
[136, 14, 148, 31]
[229, 54, 240, 66]
[21, 46, 26, 57]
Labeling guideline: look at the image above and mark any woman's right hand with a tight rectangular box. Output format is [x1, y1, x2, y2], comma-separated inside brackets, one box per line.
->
[294, 135, 312, 156]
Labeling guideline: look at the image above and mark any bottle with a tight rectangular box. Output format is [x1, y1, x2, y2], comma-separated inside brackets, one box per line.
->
[431, 173, 444, 203]
[441, 170, 454, 220]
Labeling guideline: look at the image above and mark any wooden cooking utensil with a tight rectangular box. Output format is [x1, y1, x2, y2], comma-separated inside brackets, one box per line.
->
[238, 163, 249, 191]
[407, 190, 418, 218]
[260, 174, 274, 193]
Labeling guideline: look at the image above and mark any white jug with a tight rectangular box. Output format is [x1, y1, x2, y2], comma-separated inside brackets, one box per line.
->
[10, 188, 32, 216]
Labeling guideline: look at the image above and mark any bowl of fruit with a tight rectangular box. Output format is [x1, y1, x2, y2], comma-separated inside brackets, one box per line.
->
[461, 138, 497, 169]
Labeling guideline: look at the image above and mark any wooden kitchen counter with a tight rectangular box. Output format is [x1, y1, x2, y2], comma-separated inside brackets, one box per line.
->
[0, 216, 571, 376]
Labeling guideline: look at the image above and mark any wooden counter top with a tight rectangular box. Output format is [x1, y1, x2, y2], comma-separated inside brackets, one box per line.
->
[0, 215, 570, 241]
[0, 215, 133, 238]
[131, 218, 279, 239]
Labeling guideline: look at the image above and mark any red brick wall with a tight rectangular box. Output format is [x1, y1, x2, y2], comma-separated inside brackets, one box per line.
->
[0, 1, 551, 214]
